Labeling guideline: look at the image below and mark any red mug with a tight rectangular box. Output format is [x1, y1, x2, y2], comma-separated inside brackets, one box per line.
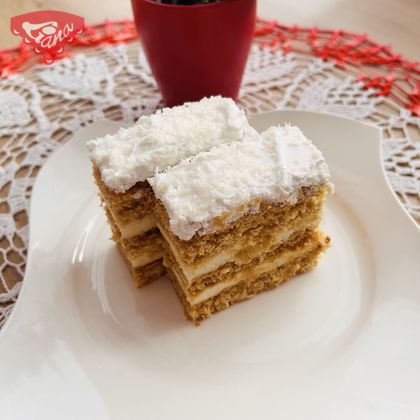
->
[131, 0, 256, 106]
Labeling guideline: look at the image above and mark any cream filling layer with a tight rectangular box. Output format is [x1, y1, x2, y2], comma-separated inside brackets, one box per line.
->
[111, 211, 156, 239]
[159, 220, 317, 284]
[128, 249, 164, 268]
[173, 238, 318, 305]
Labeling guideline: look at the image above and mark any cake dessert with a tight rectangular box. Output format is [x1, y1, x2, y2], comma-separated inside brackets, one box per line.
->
[149, 124, 332, 324]
[87, 96, 254, 286]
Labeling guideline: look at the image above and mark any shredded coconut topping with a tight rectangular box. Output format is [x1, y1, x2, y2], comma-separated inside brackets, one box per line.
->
[149, 124, 332, 241]
[86, 96, 250, 192]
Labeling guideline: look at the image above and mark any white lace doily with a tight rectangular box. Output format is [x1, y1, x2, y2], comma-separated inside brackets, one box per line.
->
[1, 43, 419, 328]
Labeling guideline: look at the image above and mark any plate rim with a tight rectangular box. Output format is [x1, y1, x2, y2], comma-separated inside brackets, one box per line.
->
[1, 110, 419, 345]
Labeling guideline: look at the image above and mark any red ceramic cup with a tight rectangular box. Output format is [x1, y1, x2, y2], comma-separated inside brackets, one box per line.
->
[131, 0, 256, 106]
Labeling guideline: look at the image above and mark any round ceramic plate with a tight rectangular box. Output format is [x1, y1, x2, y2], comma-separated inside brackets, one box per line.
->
[1, 111, 419, 420]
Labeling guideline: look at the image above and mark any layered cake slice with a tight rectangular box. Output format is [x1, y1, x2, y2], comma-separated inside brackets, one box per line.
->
[150, 124, 333, 323]
[87, 96, 253, 286]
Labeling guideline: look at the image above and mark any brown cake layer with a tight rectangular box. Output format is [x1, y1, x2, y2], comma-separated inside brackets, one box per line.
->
[102, 192, 165, 286]
[93, 166, 155, 224]
[155, 185, 328, 268]
[130, 258, 166, 287]
[168, 234, 329, 324]
[105, 207, 163, 264]
[119, 229, 164, 267]
[165, 229, 322, 296]
[115, 233, 165, 287]
[159, 211, 320, 281]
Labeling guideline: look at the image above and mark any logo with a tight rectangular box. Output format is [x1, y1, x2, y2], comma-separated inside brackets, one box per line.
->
[11, 10, 84, 64]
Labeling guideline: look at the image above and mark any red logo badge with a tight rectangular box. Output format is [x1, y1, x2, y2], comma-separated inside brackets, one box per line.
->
[11, 10, 84, 64]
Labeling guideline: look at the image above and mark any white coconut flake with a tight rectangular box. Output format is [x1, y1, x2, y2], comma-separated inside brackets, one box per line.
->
[149, 124, 332, 241]
[86, 96, 250, 192]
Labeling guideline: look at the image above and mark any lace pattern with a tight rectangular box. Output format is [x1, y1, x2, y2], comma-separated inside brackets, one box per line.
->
[0, 42, 419, 328]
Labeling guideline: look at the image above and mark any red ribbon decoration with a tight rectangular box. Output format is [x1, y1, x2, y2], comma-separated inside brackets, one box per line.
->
[1, 18, 419, 116]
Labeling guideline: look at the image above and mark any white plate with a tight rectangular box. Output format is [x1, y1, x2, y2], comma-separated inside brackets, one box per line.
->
[1, 111, 419, 420]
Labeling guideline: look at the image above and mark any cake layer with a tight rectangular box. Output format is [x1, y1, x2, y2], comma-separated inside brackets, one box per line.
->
[104, 207, 163, 268]
[159, 224, 295, 282]
[155, 185, 328, 269]
[96, 177, 164, 286]
[93, 167, 155, 228]
[102, 186, 156, 239]
[159, 212, 320, 283]
[119, 230, 164, 268]
[167, 229, 328, 305]
[130, 259, 166, 287]
[116, 232, 165, 287]
[111, 212, 156, 239]
[116, 240, 165, 287]
[168, 237, 329, 324]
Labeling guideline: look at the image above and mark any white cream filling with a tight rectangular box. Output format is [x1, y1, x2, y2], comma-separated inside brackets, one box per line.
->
[174, 240, 317, 305]
[111, 212, 156, 239]
[159, 221, 317, 284]
[128, 249, 164, 268]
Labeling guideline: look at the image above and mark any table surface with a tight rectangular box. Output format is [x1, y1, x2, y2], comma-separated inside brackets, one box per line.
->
[0, 0, 419, 60]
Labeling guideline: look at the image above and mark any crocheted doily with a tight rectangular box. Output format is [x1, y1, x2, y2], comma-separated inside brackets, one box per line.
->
[0, 21, 419, 328]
